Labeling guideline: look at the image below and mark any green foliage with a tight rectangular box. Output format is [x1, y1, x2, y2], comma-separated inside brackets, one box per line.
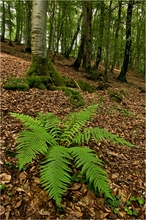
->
[63, 76, 77, 88]
[138, 197, 145, 205]
[105, 195, 121, 209]
[61, 87, 84, 108]
[109, 90, 123, 103]
[10, 104, 135, 207]
[117, 105, 136, 117]
[77, 80, 96, 93]
[27, 75, 52, 89]
[0, 184, 5, 191]
[3, 77, 29, 91]
[124, 195, 145, 216]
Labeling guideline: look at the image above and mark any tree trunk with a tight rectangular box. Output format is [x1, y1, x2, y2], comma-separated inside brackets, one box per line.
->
[94, 1, 105, 70]
[111, 0, 122, 73]
[118, 0, 134, 82]
[71, 3, 86, 69]
[15, 0, 21, 44]
[26, 0, 64, 87]
[104, 0, 112, 81]
[24, 0, 32, 53]
[66, 12, 83, 59]
[85, 1, 92, 72]
[8, 1, 13, 46]
[1, 0, 5, 42]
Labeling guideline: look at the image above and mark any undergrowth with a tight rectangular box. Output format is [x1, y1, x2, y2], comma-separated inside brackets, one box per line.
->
[10, 104, 135, 207]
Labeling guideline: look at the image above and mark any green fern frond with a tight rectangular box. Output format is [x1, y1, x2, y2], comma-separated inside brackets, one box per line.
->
[40, 146, 72, 207]
[16, 126, 57, 170]
[10, 112, 41, 128]
[61, 105, 98, 145]
[70, 147, 112, 198]
[74, 127, 135, 147]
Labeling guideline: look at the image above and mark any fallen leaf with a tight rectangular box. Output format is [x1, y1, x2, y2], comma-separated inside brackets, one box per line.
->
[0, 173, 11, 184]
[14, 199, 22, 209]
[0, 205, 5, 215]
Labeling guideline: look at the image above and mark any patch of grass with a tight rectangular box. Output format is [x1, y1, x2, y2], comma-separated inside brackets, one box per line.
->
[117, 105, 136, 117]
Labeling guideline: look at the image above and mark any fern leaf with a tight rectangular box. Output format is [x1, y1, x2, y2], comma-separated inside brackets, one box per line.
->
[10, 112, 41, 128]
[90, 127, 135, 147]
[70, 147, 112, 199]
[16, 126, 57, 170]
[61, 105, 98, 145]
[40, 146, 72, 207]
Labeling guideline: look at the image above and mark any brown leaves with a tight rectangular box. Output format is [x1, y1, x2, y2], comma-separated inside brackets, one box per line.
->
[1, 43, 145, 219]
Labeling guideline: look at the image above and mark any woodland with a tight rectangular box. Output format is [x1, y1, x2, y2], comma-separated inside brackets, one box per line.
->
[0, 0, 145, 219]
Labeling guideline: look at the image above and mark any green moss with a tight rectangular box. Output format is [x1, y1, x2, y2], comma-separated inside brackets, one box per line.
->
[109, 90, 123, 103]
[64, 76, 77, 88]
[3, 77, 29, 91]
[119, 89, 127, 96]
[48, 58, 65, 87]
[26, 76, 52, 89]
[85, 70, 105, 81]
[77, 80, 96, 93]
[62, 87, 84, 108]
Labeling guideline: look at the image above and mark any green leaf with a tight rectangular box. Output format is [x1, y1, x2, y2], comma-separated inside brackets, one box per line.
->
[70, 147, 112, 199]
[138, 197, 145, 205]
[40, 146, 72, 207]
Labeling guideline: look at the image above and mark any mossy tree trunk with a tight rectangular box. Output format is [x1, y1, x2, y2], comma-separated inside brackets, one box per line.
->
[26, 0, 64, 87]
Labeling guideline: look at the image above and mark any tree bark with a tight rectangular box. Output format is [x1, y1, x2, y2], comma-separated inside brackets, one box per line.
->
[85, 1, 92, 72]
[1, 0, 5, 42]
[24, 0, 32, 53]
[104, 0, 112, 81]
[111, 0, 122, 73]
[71, 2, 86, 69]
[118, 0, 134, 82]
[94, 1, 105, 70]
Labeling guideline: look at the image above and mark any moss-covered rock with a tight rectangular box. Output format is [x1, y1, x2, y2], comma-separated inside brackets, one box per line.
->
[108, 90, 123, 103]
[77, 80, 96, 93]
[62, 87, 84, 108]
[3, 77, 29, 91]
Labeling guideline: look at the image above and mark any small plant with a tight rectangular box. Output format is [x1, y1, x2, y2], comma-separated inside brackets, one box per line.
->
[138, 197, 145, 205]
[124, 195, 145, 216]
[105, 195, 121, 210]
[10, 105, 135, 207]
[0, 184, 5, 191]
[117, 105, 136, 117]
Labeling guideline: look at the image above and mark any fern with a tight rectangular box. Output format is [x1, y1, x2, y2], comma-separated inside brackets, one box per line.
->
[10, 104, 135, 207]
[70, 147, 112, 198]
[74, 127, 135, 147]
[61, 104, 98, 145]
[40, 146, 72, 207]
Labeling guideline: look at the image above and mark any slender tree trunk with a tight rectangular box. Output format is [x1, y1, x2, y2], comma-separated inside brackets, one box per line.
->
[85, 1, 92, 72]
[24, 0, 32, 52]
[8, 1, 13, 46]
[111, 0, 122, 73]
[15, 0, 21, 44]
[118, 0, 134, 82]
[104, 0, 112, 81]
[94, 1, 105, 70]
[51, 0, 57, 62]
[71, 3, 86, 69]
[66, 12, 83, 59]
[1, 0, 5, 42]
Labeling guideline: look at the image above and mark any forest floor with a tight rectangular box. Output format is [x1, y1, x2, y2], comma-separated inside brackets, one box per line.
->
[0, 40, 145, 220]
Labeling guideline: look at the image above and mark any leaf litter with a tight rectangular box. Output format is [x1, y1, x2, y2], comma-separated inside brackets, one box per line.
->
[0, 40, 145, 219]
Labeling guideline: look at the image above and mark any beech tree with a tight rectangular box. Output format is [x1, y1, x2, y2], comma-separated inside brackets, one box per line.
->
[26, 0, 64, 87]
[118, 0, 134, 82]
